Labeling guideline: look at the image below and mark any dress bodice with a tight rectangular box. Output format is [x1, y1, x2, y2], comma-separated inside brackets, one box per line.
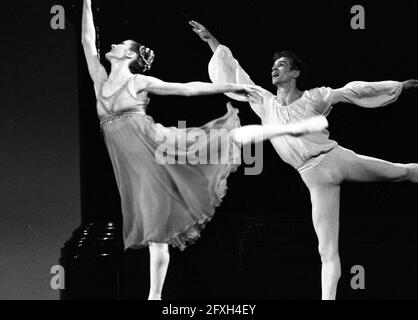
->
[97, 75, 149, 121]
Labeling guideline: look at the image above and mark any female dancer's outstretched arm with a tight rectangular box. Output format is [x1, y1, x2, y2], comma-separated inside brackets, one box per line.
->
[81, 0, 108, 94]
[134, 74, 262, 98]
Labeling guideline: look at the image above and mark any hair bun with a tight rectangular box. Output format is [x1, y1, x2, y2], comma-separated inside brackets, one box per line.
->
[139, 45, 155, 72]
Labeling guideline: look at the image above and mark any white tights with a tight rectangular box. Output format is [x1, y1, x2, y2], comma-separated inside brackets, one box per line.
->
[301, 146, 418, 299]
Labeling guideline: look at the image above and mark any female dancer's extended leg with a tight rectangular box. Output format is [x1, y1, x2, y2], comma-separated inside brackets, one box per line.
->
[232, 115, 328, 145]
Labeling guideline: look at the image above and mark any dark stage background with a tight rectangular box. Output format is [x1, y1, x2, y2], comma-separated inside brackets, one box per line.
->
[1, 0, 417, 299]
[0, 1, 80, 299]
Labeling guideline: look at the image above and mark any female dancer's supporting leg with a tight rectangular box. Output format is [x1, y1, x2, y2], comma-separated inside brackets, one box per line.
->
[148, 243, 170, 300]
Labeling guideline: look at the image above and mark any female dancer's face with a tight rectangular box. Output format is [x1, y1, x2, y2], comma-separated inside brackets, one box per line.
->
[105, 40, 136, 62]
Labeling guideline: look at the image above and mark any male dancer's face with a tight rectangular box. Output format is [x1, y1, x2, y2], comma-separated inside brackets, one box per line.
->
[271, 57, 300, 87]
[105, 40, 136, 62]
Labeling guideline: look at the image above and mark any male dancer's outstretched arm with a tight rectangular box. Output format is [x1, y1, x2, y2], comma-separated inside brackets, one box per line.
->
[304, 79, 418, 117]
[190, 20, 418, 116]
[190, 20, 331, 144]
[329, 80, 418, 109]
[189, 21, 330, 143]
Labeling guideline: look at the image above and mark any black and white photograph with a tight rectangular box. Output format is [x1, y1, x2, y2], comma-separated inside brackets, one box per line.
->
[1, 0, 417, 306]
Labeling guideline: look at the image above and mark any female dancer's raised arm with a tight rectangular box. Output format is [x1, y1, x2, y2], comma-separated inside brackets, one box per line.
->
[81, 0, 108, 95]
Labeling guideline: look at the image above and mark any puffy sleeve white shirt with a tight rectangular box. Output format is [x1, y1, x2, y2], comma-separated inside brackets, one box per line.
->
[209, 45, 403, 172]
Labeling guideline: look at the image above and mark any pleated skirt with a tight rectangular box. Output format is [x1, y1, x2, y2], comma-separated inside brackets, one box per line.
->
[101, 104, 241, 250]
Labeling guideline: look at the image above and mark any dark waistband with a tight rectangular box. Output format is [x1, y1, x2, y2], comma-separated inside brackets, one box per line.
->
[100, 110, 146, 129]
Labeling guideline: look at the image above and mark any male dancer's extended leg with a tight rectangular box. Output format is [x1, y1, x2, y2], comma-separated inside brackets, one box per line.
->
[301, 146, 418, 300]
[148, 242, 170, 300]
[330, 147, 418, 183]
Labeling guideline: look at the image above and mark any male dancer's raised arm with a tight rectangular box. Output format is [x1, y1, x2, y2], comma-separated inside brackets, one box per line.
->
[190, 20, 418, 116]
[190, 20, 221, 53]
[189, 20, 329, 143]
[189, 20, 272, 119]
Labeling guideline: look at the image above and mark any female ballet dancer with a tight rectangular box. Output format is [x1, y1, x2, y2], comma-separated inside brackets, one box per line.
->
[190, 20, 418, 300]
[81, 1, 328, 300]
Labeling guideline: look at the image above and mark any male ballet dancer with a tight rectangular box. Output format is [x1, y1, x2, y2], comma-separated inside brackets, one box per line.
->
[190, 20, 418, 300]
